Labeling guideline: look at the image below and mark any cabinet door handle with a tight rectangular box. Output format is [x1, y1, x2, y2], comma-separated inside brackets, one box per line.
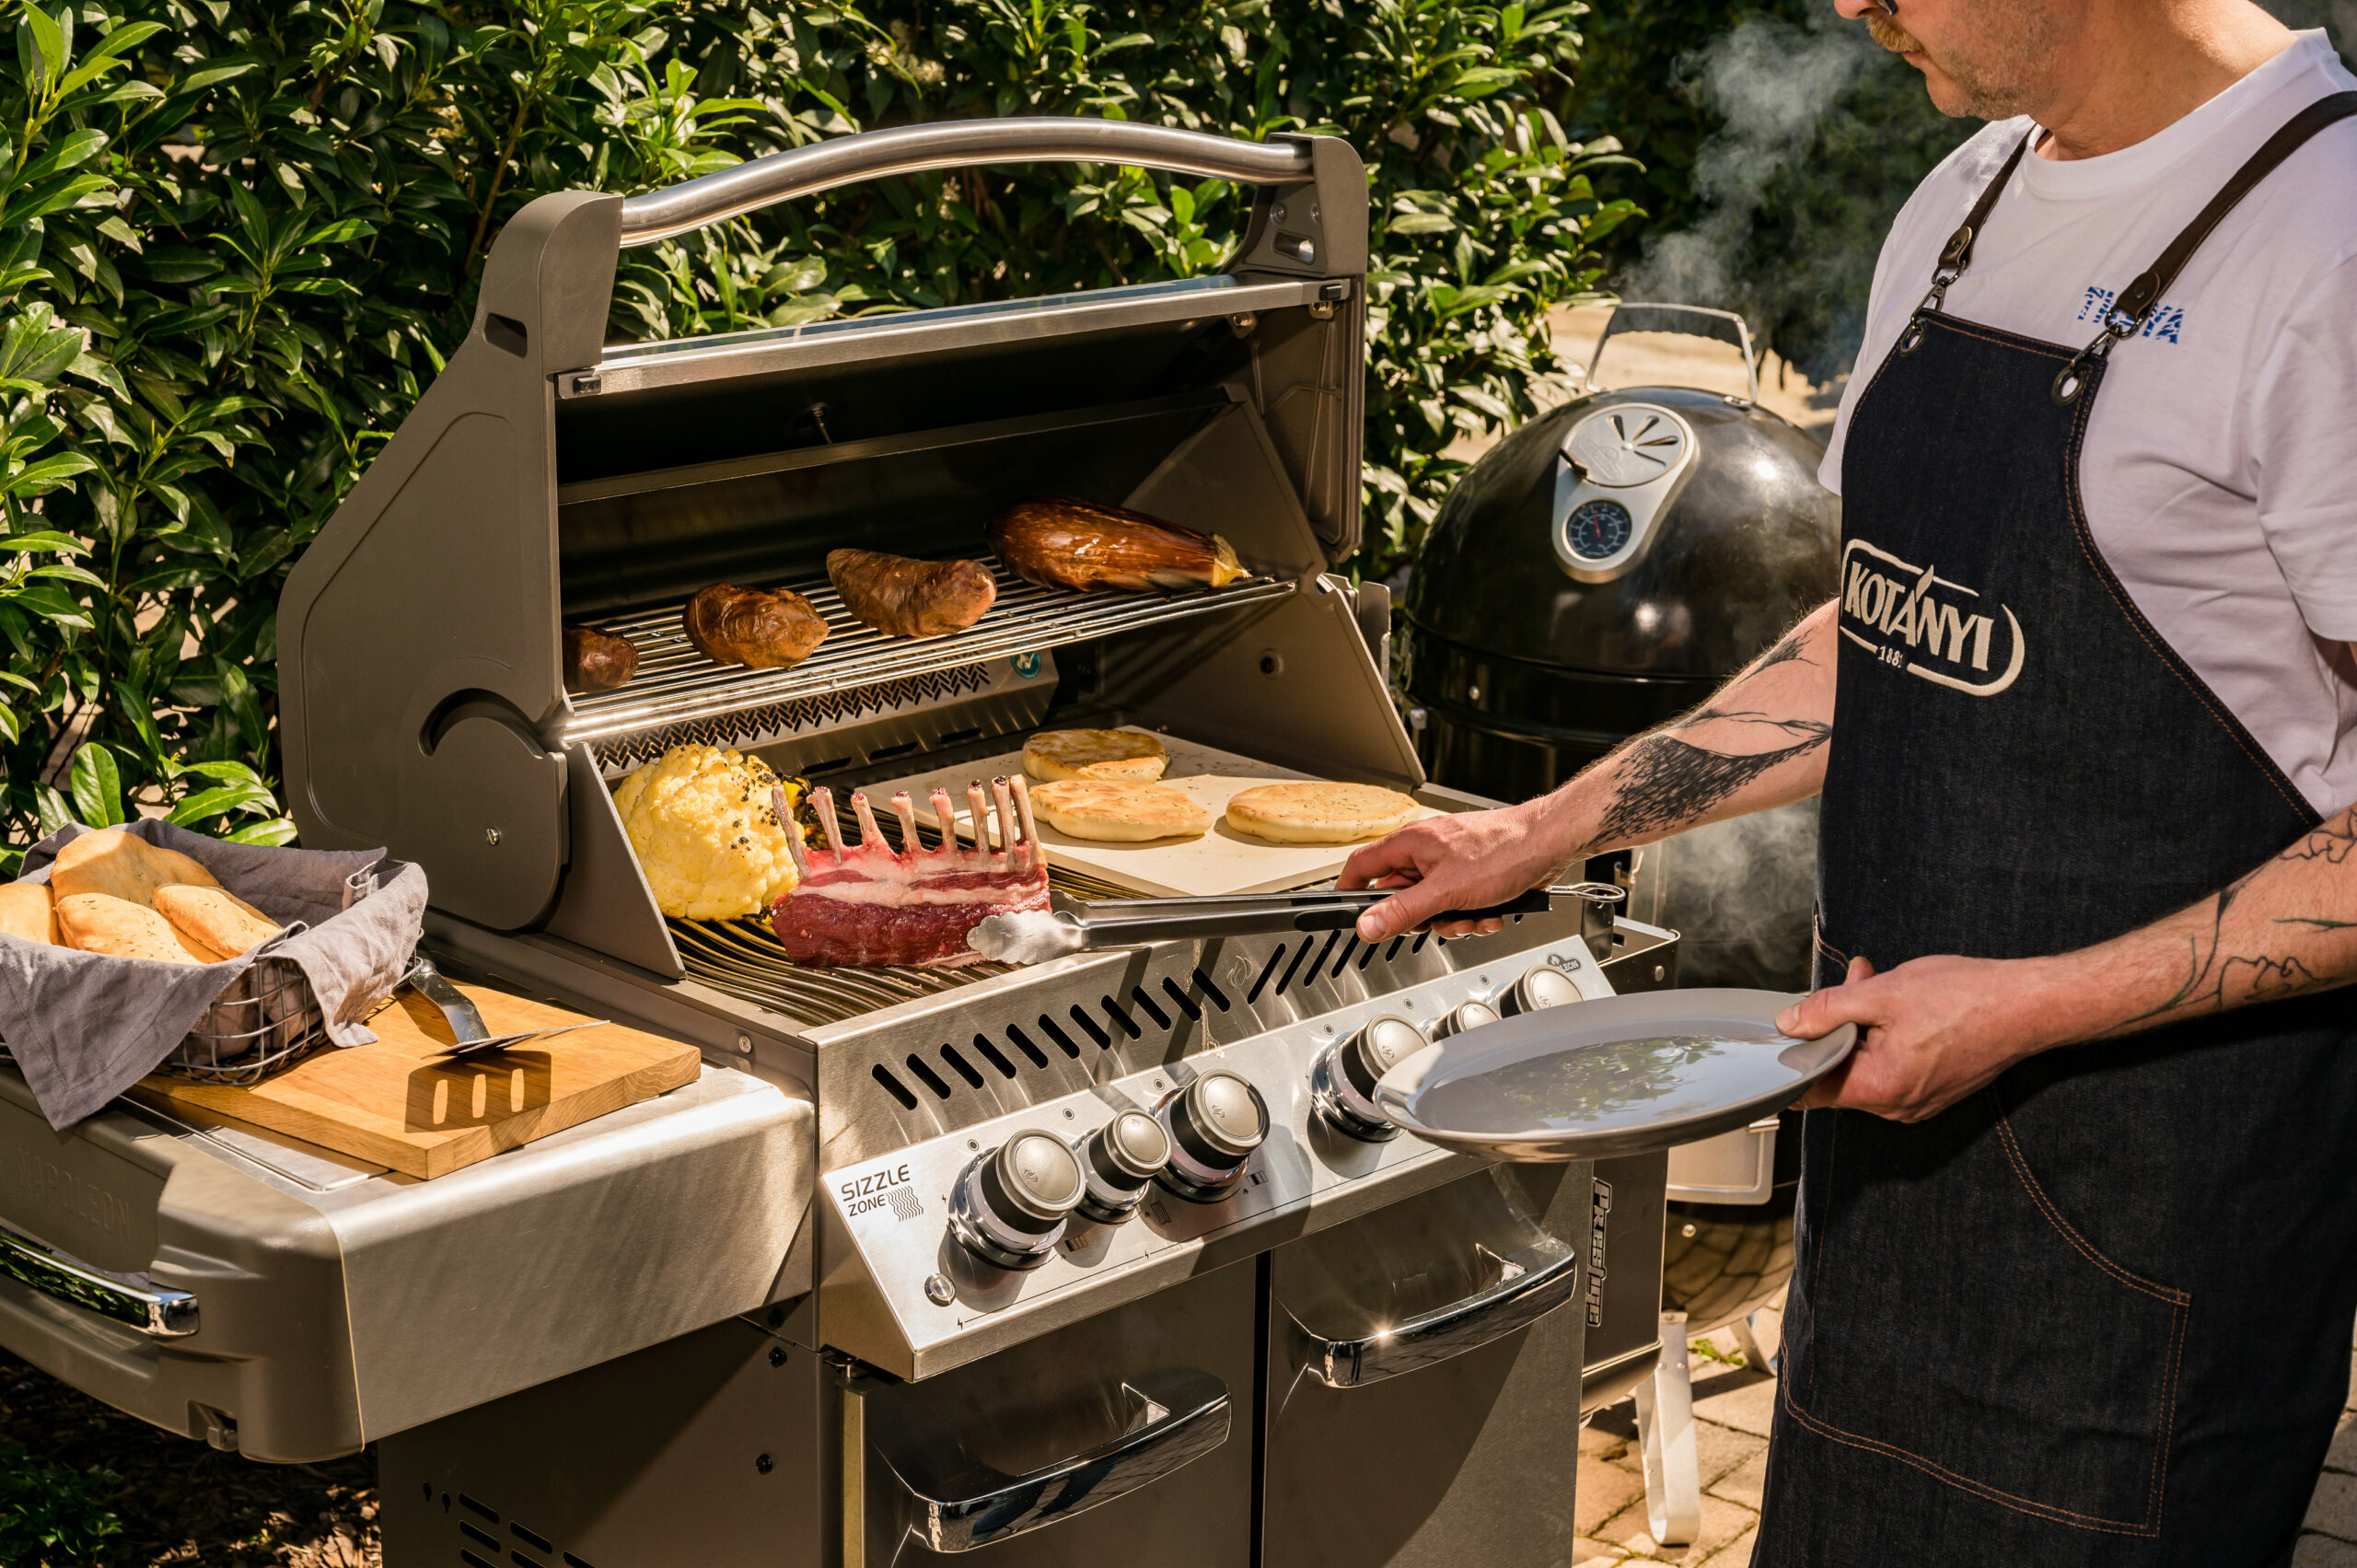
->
[856, 1365, 1229, 1552]
[1291, 1237, 1581, 1388]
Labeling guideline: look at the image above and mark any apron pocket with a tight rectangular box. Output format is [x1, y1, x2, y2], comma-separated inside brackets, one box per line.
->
[1787, 1097, 2187, 1536]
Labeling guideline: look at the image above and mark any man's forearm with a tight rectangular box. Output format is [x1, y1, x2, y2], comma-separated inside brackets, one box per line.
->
[2017, 807, 2357, 1045]
[1519, 598, 1841, 871]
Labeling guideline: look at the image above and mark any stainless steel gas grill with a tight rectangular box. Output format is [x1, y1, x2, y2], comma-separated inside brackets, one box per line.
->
[0, 120, 1724, 1568]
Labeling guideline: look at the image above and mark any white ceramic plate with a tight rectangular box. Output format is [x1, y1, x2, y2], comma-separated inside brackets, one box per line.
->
[1374, 988, 1855, 1164]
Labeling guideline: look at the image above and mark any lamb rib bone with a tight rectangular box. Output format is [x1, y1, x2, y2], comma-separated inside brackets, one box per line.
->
[766, 775, 1051, 969]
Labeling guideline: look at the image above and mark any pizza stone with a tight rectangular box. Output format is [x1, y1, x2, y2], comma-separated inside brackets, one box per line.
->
[1021, 728, 1171, 783]
[1030, 779, 1213, 842]
[1224, 782, 1420, 845]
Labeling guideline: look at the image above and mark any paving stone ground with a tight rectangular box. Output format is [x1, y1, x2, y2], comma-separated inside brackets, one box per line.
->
[1576, 1305, 2357, 1565]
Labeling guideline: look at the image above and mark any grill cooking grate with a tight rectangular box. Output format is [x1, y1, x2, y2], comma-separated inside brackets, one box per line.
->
[670, 916, 1015, 1027]
[586, 662, 1002, 774]
[563, 557, 1294, 745]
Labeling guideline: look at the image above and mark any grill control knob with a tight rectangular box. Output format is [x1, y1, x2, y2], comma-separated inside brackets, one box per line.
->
[1074, 1110, 1172, 1224]
[948, 1132, 1084, 1271]
[1312, 1014, 1426, 1141]
[1431, 998, 1499, 1040]
[1501, 964, 1583, 1016]
[1156, 1071, 1270, 1202]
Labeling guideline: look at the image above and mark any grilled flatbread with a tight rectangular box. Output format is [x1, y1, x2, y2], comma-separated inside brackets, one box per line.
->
[49, 830, 220, 908]
[1030, 779, 1212, 842]
[0, 883, 56, 946]
[1021, 728, 1171, 783]
[156, 884, 281, 958]
[56, 893, 223, 964]
[1224, 783, 1420, 845]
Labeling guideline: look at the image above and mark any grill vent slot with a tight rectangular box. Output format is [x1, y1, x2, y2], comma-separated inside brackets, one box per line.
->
[460, 1495, 500, 1525]
[1329, 936, 1359, 978]
[971, 1034, 1018, 1078]
[1273, 939, 1316, 995]
[1004, 1025, 1049, 1068]
[1192, 968, 1232, 1011]
[513, 1552, 547, 1568]
[1246, 944, 1288, 1005]
[938, 1043, 985, 1088]
[1357, 940, 1380, 970]
[1068, 1005, 1113, 1049]
[904, 1054, 954, 1099]
[871, 1063, 919, 1109]
[1160, 977, 1202, 1019]
[1039, 1015, 1082, 1058]
[460, 1551, 496, 1568]
[460, 1522, 498, 1551]
[564, 1556, 599, 1568]
[512, 1525, 554, 1553]
[1385, 936, 1405, 963]
[1100, 998, 1141, 1040]
[1130, 986, 1173, 1029]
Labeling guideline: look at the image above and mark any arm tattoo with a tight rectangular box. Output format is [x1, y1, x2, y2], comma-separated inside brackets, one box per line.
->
[2110, 815, 2357, 1034]
[1589, 626, 1831, 846]
[1595, 722, 1830, 844]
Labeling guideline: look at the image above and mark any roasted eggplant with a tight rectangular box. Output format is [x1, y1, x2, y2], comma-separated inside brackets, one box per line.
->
[563, 624, 641, 692]
[986, 498, 1248, 593]
[826, 549, 998, 637]
[683, 583, 830, 669]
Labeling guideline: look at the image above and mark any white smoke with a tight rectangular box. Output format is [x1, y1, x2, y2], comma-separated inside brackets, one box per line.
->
[1624, 17, 1881, 311]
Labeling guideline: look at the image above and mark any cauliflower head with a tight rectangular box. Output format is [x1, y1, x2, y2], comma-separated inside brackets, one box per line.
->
[612, 745, 805, 920]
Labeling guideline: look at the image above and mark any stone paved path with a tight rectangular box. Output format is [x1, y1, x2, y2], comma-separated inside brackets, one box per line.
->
[1574, 1306, 2357, 1565]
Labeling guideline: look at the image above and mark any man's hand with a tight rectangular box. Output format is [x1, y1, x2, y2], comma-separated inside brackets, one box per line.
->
[1339, 802, 1565, 942]
[1782, 955, 2068, 1121]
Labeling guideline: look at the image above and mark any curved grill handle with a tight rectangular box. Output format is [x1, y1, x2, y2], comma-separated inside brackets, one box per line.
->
[619, 119, 1315, 246]
[1291, 1237, 1582, 1388]
[0, 1224, 198, 1339]
[857, 1365, 1230, 1552]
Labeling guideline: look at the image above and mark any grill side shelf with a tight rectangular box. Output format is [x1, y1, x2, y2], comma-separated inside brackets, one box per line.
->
[559, 563, 1296, 747]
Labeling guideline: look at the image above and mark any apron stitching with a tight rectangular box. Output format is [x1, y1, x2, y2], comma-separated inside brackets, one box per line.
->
[2057, 385, 2322, 827]
[1915, 314, 2078, 361]
[1994, 1101, 2190, 1527]
[1990, 1109, 2191, 1305]
[1805, 1113, 1840, 1403]
[1776, 1379, 2166, 1536]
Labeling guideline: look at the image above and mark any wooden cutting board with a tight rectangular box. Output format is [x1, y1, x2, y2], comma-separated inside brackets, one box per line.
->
[133, 985, 702, 1179]
[865, 731, 1440, 899]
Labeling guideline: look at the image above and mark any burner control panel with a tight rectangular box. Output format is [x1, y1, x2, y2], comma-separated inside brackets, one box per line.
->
[819, 932, 1620, 1379]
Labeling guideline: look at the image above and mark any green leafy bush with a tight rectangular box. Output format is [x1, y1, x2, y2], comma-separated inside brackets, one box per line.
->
[0, 1444, 122, 1567]
[0, 0, 1631, 865]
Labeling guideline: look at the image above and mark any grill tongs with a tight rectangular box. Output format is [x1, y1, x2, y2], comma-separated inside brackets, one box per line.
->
[970, 884, 1621, 965]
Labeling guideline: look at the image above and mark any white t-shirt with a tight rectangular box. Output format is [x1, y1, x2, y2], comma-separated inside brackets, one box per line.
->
[1821, 32, 2357, 817]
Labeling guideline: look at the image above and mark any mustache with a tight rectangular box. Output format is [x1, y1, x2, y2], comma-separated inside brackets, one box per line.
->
[1864, 11, 1926, 52]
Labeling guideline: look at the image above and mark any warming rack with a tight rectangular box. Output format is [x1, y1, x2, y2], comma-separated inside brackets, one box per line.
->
[561, 561, 1297, 747]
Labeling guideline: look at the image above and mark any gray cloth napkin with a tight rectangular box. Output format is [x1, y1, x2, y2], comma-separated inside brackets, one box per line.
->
[0, 820, 427, 1129]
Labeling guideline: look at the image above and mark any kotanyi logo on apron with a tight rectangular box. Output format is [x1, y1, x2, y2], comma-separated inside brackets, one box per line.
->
[1839, 539, 2026, 695]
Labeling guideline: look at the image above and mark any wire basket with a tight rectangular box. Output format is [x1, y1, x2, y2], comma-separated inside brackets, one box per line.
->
[156, 954, 331, 1086]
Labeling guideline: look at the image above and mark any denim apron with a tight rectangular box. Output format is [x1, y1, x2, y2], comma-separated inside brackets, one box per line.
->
[1758, 95, 2357, 1567]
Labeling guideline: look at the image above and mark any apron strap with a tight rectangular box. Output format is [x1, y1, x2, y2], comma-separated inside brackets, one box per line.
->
[1906, 133, 2036, 330]
[2052, 89, 2357, 404]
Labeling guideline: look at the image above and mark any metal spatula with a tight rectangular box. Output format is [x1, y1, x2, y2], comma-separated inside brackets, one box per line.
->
[401, 953, 608, 1059]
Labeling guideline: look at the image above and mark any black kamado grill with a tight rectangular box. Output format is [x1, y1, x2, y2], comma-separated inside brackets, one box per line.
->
[1401, 303, 1839, 1544]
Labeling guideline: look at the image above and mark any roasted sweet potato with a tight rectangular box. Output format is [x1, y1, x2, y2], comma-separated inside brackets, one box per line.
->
[986, 498, 1248, 594]
[826, 550, 998, 637]
[683, 584, 830, 669]
[563, 624, 641, 691]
